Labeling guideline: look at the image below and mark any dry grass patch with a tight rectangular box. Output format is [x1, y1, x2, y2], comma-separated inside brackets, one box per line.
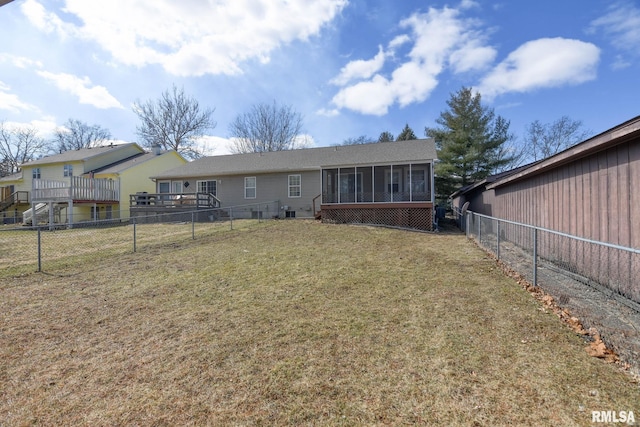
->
[1, 220, 638, 426]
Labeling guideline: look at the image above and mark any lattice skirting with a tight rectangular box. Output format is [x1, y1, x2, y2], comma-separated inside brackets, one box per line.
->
[322, 207, 434, 231]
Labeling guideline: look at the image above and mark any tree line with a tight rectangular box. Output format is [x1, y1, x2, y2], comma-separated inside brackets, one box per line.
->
[1, 85, 590, 206]
[340, 87, 590, 203]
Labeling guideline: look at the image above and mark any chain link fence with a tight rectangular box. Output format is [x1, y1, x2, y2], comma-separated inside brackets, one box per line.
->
[463, 210, 640, 306]
[0, 201, 279, 274]
[459, 209, 640, 370]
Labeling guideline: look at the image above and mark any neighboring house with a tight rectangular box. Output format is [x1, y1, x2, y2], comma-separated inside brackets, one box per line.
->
[92, 148, 187, 217]
[144, 139, 438, 230]
[452, 115, 640, 248]
[0, 143, 186, 225]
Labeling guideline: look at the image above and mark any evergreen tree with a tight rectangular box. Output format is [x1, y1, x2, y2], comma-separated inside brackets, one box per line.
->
[425, 87, 514, 203]
[378, 131, 394, 142]
[396, 124, 417, 141]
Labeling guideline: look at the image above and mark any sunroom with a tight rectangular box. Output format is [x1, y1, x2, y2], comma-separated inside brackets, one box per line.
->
[320, 162, 435, 231]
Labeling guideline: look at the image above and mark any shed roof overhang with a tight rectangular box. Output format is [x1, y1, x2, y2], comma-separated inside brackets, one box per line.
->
[487, 115, 640, 190]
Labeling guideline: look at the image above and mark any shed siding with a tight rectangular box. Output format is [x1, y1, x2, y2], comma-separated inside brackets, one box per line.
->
[493, 139, 638, 248]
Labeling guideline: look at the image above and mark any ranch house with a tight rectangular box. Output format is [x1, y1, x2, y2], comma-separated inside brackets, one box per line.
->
[142, 139, 438, 231]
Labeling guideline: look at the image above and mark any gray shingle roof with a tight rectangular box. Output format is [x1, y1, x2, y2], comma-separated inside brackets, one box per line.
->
[91, 153, 152, 174]
[23, 143, 140, 166]
[152, 139, 437, 179]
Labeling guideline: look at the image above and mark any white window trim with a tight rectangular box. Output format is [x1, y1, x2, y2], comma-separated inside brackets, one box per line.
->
[288, 174, 301, 198]
[197, 179, 217, 196]
[63, 164, 73, 177]
[32, 168, 41, 179]
[244, 176, 256, 199]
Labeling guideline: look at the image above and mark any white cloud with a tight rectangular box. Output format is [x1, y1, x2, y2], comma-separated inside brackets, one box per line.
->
[36, 71, 124, 109]
[330, 46, 387, 86]
[329, 5, 495, 115]
[25, 0, 348, 77]
[589, 3, 640, 54]
[0, 81, 38, 113]
[20, 0, 73, 38]
[197, 135, 235, 157]
[449, 41, 496, 73]
[388, 34, 411, 50]
[3, 117, 58, 137]
[476, 38, 600, 99]
[332, 75, 395, 116]
[0, 53, 44, 69]
[316, 108, 340, 118]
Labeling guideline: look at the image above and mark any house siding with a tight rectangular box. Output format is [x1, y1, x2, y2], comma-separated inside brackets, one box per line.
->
[492, 139, 640, 248]
[173, 170, 321, 218]
[95, 151, 186, 219]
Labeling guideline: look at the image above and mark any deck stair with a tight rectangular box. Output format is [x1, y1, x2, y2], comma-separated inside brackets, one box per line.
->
[23, 203, 62, 226]
[0, 191, 29, 213]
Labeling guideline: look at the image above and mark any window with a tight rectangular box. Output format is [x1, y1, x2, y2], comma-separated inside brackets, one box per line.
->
[197, 180, 217, 196]
[244, 177, 256, 199]
[158, 181, 170, 201]
[63, 164, 73, 177]
[288, 175, 301, 198]
[32, 168, 41, 179]
[172, 181, 183, 193]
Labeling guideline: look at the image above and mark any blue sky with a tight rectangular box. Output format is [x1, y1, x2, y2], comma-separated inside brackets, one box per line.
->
[0, 0, 638, 156]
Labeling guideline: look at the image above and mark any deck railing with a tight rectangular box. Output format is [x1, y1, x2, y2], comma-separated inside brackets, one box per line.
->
[32, 177, 119, 202]
[129, 192, 221, 209]
[0, 191, 29, 212]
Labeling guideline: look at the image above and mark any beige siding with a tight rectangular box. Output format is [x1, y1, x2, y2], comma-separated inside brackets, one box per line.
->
[96, 151, 186, 218]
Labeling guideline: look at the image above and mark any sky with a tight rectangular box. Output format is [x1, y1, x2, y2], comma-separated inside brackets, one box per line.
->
[0, 0, 638, 157]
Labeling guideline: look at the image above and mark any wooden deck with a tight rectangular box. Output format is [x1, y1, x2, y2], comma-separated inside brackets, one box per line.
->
[32, 177, 119, 203]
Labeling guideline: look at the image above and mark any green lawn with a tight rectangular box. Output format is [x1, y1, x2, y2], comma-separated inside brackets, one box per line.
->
[0, 220, 638, 426]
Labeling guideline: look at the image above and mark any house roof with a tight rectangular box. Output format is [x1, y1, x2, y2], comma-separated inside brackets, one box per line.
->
[23, 143, 142, 167]
[0, 171, 22, 182]
[450, 160, 543, 199]
[92, 151, 185, 175]
[487, 114, 640, 190]
[152, 139, 437, 179]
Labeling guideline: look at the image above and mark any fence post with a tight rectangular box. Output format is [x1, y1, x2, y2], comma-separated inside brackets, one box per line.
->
[497, 219, 500, 260]
[37, 227, 42, 272]
[466, 212, 470, 238]
[478, 213, 481, 243]
[192, 212, 195, 240]
[133, 219, 137, 253]
[533, 228, 538, 286]
[230, 207, 233, 230]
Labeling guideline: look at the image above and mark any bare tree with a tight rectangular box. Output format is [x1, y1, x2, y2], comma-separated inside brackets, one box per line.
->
[53, 118, 111, 152]
[229, 101, 304, 153]
[133, 85, 216, 159]
[524, 116, 591, 162]
[339, 135, 375, 145]
[0, 122, 47, 176]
